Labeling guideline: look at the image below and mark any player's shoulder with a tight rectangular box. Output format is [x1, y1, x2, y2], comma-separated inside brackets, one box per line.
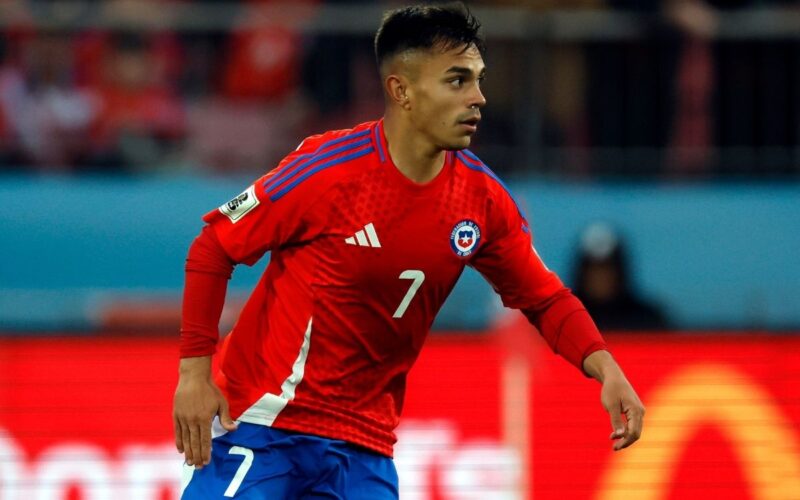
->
[261, 121, 379, 202]
[293, 121, 376, 155]
[453, 149, 509, 196]
[453, 148, 528, 220]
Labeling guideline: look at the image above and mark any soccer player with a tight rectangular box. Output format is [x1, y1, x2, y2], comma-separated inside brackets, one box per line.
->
[174, 3, 645, 498]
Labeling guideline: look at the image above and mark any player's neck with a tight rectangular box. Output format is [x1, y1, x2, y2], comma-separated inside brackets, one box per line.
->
[383, 115, 446, 184]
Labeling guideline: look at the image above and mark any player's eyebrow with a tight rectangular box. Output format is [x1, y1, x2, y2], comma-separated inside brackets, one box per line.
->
[444, 66, 486, 78]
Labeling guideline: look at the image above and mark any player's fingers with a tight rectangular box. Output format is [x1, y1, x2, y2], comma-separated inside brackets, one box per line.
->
[189, 421, 203, 466]
[190, 422, 203, 468]
[614, 429, 637, 450]
[608, 408, 625, 441]
[174, 416, 184, 453]
[181, 420, 194, 465]
[614, 408, 644, 451]
[218, 397, 238, 432]
[200, 420, 212, 466]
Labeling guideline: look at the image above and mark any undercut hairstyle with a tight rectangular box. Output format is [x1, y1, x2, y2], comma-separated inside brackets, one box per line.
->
[374, 3, 485, 70]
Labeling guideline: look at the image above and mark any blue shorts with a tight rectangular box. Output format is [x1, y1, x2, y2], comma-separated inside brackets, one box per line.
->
[181, 422, 398, 499]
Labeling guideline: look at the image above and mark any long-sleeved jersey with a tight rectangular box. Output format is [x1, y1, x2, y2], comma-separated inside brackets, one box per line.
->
[181, 119, 607, 457]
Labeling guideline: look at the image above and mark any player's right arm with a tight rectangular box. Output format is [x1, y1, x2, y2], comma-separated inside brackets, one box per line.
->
[173, 140, 332, 468]
[173, 224, 238, 469]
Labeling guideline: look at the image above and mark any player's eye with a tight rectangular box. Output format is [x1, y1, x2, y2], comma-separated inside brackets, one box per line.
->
[449, 77, 464, 88]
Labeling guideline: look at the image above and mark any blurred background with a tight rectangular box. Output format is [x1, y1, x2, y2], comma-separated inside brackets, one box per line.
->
[1, 1, 799, 499]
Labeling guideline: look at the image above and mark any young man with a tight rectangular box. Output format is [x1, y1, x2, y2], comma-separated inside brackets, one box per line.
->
[174, 4, 645, 498]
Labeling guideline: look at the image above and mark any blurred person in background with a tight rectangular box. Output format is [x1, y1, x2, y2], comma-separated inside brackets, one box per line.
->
[182, 0, 312, 174]
[585, 0, 717, 177]
[587, 0, 799, 178]
[703, 0, 799, 176]
[572, 222, 668, 331]
[0, 36, 28, 168]
[473, 0, 603, 175]
[301, 0, 379, 130]
[663, 0, 717, 176]
[174, 4, 645, 498]
[89, 31, 186, 173]
[222, 0, 307, 103]
[2, 32, 100, 171]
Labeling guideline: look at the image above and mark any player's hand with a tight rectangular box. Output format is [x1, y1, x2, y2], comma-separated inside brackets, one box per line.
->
[601, 372, 645, 451]
[173, 357, 237, 469]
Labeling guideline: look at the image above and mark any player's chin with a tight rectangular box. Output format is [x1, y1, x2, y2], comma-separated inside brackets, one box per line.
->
[445, 135, 473, 151]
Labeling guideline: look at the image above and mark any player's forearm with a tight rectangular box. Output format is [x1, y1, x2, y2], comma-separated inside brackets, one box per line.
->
[522, 291, 608, 374]
[180, 270, 228, 357]
[180, 227, 235, 358]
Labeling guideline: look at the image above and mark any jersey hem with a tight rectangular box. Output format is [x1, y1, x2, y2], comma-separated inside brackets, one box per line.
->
[269, 418, 395, 458]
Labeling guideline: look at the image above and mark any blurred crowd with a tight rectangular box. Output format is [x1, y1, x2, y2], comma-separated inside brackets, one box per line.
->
[0, 0, 358, 174]
[482, 0, 800, 178]
[1, 0, 799, 177]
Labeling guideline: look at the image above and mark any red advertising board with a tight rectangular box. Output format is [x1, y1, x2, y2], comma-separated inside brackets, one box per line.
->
[1, 331, 799, 499]
[523, 329, 800, 500]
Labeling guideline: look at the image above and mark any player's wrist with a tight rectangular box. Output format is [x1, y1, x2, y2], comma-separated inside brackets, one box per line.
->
[582, 350, 622, 383]
[178, 355, 213, 379]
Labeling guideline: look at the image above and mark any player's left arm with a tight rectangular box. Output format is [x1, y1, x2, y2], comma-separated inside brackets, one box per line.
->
[470, 191, 644, 451]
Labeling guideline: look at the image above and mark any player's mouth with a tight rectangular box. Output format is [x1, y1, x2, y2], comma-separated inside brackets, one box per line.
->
[459, 116, 481, 133]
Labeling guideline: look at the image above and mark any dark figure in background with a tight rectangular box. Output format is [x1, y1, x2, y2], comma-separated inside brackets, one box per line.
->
[0, 37, 28, 168]
[573, 223, 668, 331]
[300, 0, 381, 131]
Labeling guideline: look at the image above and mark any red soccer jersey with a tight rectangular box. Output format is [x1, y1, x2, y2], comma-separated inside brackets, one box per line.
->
[195, 119, 593, 457]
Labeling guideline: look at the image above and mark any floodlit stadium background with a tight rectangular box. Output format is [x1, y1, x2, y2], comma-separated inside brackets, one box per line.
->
[1, 1, 799, 499]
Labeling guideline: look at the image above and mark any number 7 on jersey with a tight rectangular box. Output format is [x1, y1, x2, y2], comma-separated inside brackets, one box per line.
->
[393, 270, 425, 319]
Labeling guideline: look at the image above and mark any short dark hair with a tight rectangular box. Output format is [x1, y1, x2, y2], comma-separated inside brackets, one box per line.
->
[374, 3, 485, 69]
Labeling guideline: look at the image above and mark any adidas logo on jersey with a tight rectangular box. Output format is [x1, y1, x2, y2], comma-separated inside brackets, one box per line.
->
[345, 223, 381, 248]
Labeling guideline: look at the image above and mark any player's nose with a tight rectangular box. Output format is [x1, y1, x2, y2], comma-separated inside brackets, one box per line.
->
[469, 85, 487, 109]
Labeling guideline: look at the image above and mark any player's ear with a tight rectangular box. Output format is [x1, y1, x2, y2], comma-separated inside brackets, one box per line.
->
[386, 74, 412, 110]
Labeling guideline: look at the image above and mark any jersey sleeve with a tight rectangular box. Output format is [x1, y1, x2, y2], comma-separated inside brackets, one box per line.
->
[470, 191, 564, 309]
[202, 146, 329, 265]
[471, 188, 608, 373]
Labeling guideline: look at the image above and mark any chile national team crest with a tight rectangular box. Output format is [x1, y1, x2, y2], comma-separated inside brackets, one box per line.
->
[450, 220, 481, 257]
